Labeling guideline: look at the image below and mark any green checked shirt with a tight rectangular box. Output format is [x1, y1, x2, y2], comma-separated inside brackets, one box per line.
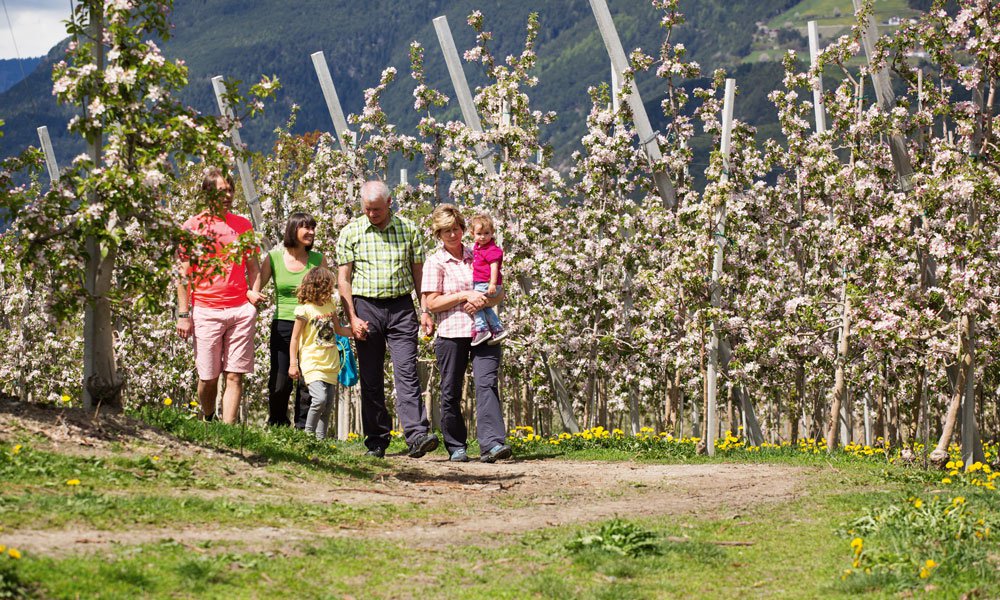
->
[336, 213, 426, 298]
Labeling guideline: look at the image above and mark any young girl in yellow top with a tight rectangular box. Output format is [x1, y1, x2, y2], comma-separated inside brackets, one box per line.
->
[288, 267, 353, 440]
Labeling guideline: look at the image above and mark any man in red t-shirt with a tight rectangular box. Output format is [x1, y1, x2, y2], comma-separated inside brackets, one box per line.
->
[175, 168, 260, 423]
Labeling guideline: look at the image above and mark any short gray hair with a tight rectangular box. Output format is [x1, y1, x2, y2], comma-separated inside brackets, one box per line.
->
[359, 180, 390, 206]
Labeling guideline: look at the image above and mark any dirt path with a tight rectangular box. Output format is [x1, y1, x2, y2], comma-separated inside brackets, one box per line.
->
[1, 401, 805, 556]
[6, 458, 803, 556]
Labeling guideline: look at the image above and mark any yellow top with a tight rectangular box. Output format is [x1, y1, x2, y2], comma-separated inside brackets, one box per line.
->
[294, 301, 342, 385]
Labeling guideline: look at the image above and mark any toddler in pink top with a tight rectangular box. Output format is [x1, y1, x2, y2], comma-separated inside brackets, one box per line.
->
[470, 214, 508, 346]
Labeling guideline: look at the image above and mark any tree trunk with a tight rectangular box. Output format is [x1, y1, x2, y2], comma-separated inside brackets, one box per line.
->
[82, 7, 123, 413]
[83, 282, 123, 412]
[790, 360, 805, 443]
[959, 313, 986, 467]
[826, 280, 850, 452]
[875, 364, 887, 445]
[930, 313, 972, 468]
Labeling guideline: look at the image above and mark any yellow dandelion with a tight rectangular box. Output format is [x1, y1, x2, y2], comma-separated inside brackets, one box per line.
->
[919, 567, 931, 579]
[850, 537, 863, 553]
[60, 394, 71, 403]
[925, 559, 937, 569]
[941, 477, 952, 484]
[952, 496, 966, 506]
[0, 545, 5, 553]
[913, 498, 923, 508]
[6, 548, 20, 560]
[65, 478, 81, 486]
[152, 456, 160, 462]
[163, 397, 173, 406]
[11, 444, 21, 455]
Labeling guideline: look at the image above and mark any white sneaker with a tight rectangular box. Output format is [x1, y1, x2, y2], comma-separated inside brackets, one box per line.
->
[488, 329, 508, 345]
[471, 330, 492, 346]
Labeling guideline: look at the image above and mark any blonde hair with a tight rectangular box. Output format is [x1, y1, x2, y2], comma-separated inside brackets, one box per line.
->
[469, 213, 495, 234]
[296, 266, 337, 305]
[431, 203, 466, 239]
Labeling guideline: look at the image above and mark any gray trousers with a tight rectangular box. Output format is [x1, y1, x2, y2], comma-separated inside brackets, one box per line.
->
[354, 295, 429, 451]
[305, 380, 334, 440]
[434, 336, 505, 455]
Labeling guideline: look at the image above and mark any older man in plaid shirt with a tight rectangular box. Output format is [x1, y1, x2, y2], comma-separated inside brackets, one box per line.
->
[336, 180, 438, 458]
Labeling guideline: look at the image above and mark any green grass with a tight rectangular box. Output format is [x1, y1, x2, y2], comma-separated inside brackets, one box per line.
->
[769, 0, 921, 29]
[0, 489, 414, 531]
[3, 408, 999, 597]
[136, 406, 387, 479]
[7, 460, 997, 598]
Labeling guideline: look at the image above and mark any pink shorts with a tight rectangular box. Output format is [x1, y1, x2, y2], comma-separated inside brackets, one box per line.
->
[192, 303, 257, 380]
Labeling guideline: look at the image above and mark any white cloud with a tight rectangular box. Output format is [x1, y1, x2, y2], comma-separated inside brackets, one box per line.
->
[0, 1, 71, 59]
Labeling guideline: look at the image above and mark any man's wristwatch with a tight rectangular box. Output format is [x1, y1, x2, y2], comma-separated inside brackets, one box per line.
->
[177, 311, 191, 318]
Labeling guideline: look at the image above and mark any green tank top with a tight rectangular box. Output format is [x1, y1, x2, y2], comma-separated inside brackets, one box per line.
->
[270, 248, 323, 321]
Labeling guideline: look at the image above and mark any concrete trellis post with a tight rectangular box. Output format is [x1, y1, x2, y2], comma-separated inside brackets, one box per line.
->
[852, 0, 914, 192]
[211, 76, 270, 251]
[610, 59, 621, 115]
[588, 0, 676, 208]
[808, 24, 853, 443]
[432, 15, 496, 175]
[311, 51, 351, 153]
[37, 126, 60, 184]
[705, 78, 736, 456]
[807, 21, 827, 135]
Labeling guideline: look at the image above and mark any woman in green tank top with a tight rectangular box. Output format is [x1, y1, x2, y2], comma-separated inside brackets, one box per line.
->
[251, 212, 325, 427]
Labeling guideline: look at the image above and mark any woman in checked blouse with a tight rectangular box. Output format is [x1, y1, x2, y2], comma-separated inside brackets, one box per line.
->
[421, 204, 512, 464]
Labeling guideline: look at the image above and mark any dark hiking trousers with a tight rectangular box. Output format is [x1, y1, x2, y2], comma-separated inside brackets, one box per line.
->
[268, 319, 311, 428]
[434, 336, 505, 455]
[354, 295, 429, 451]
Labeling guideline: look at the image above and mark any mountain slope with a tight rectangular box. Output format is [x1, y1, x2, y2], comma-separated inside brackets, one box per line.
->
[0, 0, 799, 170]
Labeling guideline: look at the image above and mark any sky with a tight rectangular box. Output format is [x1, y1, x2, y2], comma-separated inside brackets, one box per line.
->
[0, 0, 71, 60]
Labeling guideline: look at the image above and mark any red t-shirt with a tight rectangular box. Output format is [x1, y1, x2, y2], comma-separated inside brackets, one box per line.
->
[472, 240, 503, 284]
[182, 211, 254, 309]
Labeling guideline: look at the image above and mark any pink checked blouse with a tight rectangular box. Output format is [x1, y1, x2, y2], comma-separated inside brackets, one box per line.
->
[421, 245, 476, 339]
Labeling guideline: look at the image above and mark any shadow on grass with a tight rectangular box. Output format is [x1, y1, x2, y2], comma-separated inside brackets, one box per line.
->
[135, 406, 380, 480]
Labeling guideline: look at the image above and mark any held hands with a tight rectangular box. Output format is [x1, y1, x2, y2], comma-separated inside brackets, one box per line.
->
[246, 290, 264, 306]
[351, 316, 370, 340]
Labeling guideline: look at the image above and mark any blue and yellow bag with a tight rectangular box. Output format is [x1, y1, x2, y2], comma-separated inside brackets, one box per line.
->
[336, 334, 359, 387]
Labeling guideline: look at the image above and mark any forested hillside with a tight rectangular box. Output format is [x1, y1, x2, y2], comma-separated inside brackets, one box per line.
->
[0, 58, 41, 94]
[0, 0, 801, 168]
[0, 0, 921, 171]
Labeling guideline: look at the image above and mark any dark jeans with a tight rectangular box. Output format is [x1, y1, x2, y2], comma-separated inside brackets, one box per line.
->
[268, 319, 311, 427]
[434, 336, 505, 455]
[354, 295, 429, 451]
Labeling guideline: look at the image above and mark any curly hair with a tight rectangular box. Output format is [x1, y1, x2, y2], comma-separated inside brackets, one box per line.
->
[296, 266, 337, 305]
